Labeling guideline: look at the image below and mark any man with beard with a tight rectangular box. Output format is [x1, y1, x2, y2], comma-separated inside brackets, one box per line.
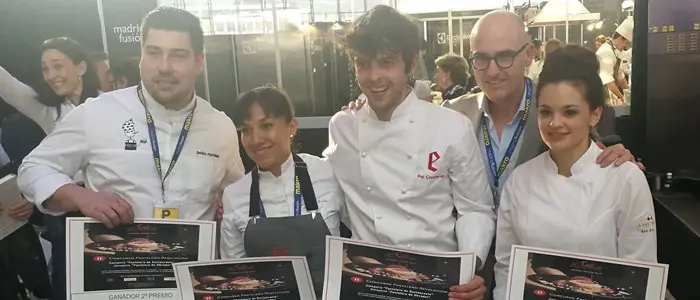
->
[443, 11, 639, 298]
[18, 7, 244, 228]
[324, 5, 494, 300]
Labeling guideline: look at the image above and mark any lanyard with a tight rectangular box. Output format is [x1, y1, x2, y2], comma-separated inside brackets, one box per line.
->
[481, 78, 532, 192]
[258, 175, 302, 218]
[136, 84, 196, 200]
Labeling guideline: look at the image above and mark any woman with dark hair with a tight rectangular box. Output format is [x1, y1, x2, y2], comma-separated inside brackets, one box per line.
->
[0, 36, 100, 133]
[220, 85, 342, 296]
[493, 45, 656, 300]
[433, 53, 469, 100]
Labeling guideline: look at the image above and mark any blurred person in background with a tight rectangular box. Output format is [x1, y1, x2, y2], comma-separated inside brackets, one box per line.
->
[596, 17, 633, 105]
[89, 51, 114, 92]
[0, 36, 100, 300]
[531, 39, 543, 61]
[434, 53, 469, 101]
[594, 34, 607, 50]
[110, 58, 141, 89]
[527, 38, 563, 82]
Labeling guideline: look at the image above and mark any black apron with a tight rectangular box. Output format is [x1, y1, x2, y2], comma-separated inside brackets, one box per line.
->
[243, 154, 331, 297]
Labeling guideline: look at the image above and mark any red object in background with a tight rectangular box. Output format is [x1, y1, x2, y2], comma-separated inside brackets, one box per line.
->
[203, 296, 214, 300]
[350, 277, 364, 284]
[533, 289, 547, 296]
[93, 256, 105, 262]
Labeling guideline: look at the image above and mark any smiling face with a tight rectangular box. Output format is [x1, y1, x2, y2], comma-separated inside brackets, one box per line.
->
[140, 28, 203, 108]
[537, 82, 601, 153]
[239, 103, 297, 172]
[353, 51, 413, 116]
[433, 67, 451, 90]
[41, 49, 86, 97]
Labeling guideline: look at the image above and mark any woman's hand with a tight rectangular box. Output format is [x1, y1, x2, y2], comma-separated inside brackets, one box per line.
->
[449, 275, 487, 300]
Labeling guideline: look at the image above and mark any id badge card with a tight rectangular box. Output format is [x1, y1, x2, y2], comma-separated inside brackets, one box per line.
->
[153, 201, 180, 219]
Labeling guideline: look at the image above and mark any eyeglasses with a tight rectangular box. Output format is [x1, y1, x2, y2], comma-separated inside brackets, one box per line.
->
[468, 44, 529, 71]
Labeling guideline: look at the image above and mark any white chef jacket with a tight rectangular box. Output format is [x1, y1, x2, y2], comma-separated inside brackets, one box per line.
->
[324, 92, 495, 264]
[0, 66, 76, 133]
[220, 153, 342, 259]
[18, 85, 245, 221]
[493, 142, 657, 300]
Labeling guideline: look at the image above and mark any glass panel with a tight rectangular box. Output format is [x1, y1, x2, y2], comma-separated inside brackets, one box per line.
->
[451, 19, 460, 54]
[461, 18, 477, 56]
[426, 20, 450, 58]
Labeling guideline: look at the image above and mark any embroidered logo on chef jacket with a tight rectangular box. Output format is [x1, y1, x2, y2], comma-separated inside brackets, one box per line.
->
[196, 150, 220, 158]
[417, 151, 446, 180]
[635, 215, 655, 233]
[122, 118, 147, 150]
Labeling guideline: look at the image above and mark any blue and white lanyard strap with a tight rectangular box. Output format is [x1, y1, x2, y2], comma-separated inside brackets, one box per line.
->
[482, 78, 532, 194]
[136, 84, 196, 201]
[258, 175, 302, 218]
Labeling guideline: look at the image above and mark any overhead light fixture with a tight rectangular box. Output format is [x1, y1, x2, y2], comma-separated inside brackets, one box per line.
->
[587, 23, 595, 31]
[595, 20, 603, 29]
[622, 0, 634, 11]
[332, 22, 343, 30]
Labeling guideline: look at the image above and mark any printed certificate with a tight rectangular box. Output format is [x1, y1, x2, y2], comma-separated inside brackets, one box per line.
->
[67, 218, 216, 300]
[173, 257, 315, 300]
[322, 236, 476, 300]
[506, 246, 669, 300]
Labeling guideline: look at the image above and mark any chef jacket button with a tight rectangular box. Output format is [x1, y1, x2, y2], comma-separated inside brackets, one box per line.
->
[362, 119, 367, 123]
[361, 152, 367, 157]
[376, 215, 383, 220]
[409, 120, 414, 124]
[401, 189, 406, 194]
[407, 155, 413, 159]
[406, 215, 411, 220]
[365, 186, 372, 192]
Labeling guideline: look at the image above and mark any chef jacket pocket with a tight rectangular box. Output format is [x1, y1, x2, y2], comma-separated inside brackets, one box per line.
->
[168, 155, 215, 203]
[91, 149, 156, 186]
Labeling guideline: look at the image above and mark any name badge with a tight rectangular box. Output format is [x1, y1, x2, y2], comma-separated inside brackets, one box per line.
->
[153, 202, 180, 219]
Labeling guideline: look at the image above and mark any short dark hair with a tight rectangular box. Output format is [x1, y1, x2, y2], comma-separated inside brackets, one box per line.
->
[111, 58, 141, 86]
[544, 39, 563, 56]
[532, 39, 543, 48]
[344, 5, 420, 73]
[140, 7, 204, 53]
[435, 54, 468, 86]
[537, 45, 604, 110]
[38, 37, 100, 113]
[232, 85, 295, 127]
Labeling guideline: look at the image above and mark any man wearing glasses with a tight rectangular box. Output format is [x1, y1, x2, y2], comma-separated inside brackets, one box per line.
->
[443, 10, 640, 299]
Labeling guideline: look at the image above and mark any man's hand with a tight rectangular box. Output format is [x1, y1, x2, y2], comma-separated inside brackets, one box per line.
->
[595, 142, 641, 169]
[8, 200, 34, 221]
[449, 275, 486, 300]
[340, 98, 366, 111]
[75, 190, 134, 228]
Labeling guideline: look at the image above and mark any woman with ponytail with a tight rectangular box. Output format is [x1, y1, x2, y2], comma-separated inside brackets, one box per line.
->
[493, 45, 657, 300]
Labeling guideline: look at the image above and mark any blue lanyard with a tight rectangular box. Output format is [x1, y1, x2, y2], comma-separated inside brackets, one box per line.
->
[136, 85, 196, 200]
[481, 78, 532, 192]
[258, 175, 302, 218]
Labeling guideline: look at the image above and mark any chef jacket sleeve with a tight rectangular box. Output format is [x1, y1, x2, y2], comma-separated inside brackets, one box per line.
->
[451, 117, 496, 267]
[493, 177, 520, 300]
[17, 104, 89, 215]
[0, 66, 56, 133]
[313, 161, 342, 236]
[597, 49, 616, 85]
[221, 118, 245, 189]
[220, 188, 247, 259]
[616, 166, 658, 263]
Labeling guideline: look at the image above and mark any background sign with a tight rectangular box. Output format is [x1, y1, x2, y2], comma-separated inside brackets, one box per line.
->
[99, 0, 158, 63]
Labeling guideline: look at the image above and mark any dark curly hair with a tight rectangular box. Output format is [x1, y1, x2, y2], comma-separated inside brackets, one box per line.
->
[536, 45, 604, 110]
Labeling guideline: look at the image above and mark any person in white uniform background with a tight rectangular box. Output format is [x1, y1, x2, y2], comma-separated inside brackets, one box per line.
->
[493, 45, 656, 300]
[18, 7, 244, 227]
[324, 5, 495, 299]
[596, 16, 633, 105]
[0, 37, 101, 134]
[220, 85, 341, 296]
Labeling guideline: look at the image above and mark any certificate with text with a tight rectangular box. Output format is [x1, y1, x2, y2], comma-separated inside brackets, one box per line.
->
[322, 236, 476, 300]
[506, 246, 669, 300]
[173, 257, 315, 300]
[67, 218, 217, 300]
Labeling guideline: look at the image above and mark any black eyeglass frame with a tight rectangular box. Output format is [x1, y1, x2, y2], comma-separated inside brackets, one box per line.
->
[468, 43, 530, 71]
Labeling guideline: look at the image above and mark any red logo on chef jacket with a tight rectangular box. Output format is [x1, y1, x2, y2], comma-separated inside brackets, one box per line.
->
[270, 247, 289, 256]
[350, 276, 364, 284]
[533, 289, 547, 296]
[93, 256, 106, 262]
[428, 151, 441, 172]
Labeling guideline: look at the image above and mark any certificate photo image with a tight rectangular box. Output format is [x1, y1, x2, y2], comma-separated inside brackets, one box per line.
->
[82, 221, 200, 291]
[189, 261, 299, 299]
[506, 246, 669, 300]
[323, 237, 476, 300]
